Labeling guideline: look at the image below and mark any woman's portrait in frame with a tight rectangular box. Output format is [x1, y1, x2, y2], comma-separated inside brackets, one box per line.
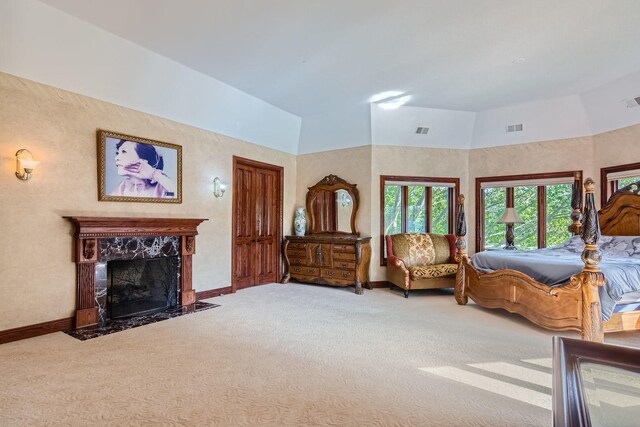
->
[98, 130, 182, 203]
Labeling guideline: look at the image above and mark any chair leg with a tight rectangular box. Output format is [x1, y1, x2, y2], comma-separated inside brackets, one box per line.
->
[404, 290, 409, 298]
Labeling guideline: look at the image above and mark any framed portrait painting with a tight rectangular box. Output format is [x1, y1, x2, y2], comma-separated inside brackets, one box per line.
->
[98, 130, 182, 203]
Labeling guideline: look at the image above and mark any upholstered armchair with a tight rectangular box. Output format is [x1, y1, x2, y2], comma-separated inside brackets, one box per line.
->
[385, 233, 458, 297]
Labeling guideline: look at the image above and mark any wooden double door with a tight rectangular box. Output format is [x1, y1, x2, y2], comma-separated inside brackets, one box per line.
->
[232, 157, 283, 290]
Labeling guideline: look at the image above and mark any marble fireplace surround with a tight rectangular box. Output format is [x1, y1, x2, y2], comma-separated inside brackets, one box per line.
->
[65, 217, 208, 329]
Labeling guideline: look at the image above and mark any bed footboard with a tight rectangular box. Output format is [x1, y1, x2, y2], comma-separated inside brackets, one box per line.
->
[454, 179, 606, 342]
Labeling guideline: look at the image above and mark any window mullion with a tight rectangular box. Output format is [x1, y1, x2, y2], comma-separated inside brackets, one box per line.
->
[538, 186, 546, 248]
[402, 186, 409, 233]
[425, 187, 432, 233]
[448, 187, 455, 234]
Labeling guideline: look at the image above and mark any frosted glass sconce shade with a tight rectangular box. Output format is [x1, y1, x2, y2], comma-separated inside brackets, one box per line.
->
[213, 177, 226, 198]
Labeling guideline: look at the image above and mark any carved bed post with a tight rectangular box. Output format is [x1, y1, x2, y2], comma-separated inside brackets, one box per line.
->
[454, 194, 469, 305]
[577, 178, 606, 342]
[568, 171, 583, 236]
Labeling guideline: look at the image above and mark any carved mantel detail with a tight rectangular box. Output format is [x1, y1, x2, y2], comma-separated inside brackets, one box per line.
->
[65, 217, 207, 329]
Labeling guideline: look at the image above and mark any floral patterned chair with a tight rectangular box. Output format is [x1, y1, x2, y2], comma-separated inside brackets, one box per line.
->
[385, 233, 458, 297]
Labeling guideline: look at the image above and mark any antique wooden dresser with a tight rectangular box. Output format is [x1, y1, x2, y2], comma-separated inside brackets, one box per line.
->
[282, 235, 371, 294]
[281, 174, 372, 294]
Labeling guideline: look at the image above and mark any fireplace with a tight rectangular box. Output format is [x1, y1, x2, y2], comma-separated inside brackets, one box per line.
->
[65, 217, 207, 329]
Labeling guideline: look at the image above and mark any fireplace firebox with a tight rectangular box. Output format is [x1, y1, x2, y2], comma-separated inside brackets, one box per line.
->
[108, 256, 180, 319]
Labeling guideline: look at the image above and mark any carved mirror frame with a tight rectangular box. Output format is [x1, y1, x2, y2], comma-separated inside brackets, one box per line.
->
[306, 174, 360, 236]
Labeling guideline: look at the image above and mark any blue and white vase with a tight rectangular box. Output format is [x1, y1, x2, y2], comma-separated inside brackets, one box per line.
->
[294, 208, 306, 236]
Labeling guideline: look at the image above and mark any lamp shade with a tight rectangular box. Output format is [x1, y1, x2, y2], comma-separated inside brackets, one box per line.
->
[498, 207, 524, 224]
[19, 158, 40, 171]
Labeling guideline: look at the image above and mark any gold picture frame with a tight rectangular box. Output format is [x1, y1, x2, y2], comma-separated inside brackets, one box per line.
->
[98, 130, 182, 203]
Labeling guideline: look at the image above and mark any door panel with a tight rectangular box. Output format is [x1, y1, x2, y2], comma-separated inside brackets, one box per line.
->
[232, 158, 282, 290]
[234, 164, 255, 290]
[254, 168, 278, 284]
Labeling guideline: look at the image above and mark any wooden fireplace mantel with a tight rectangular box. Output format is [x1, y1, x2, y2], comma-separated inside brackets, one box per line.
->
[65, 216, 207, 238]
[65, 216, 208, 329]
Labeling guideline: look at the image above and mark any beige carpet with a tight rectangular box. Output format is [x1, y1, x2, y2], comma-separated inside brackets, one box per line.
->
[1, 283, 639, 426]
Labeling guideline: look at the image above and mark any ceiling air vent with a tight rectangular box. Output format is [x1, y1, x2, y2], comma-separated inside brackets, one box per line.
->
[416, 127, 429, 135]
[506, 123, 523, 133]
[623, 97, 640, 109]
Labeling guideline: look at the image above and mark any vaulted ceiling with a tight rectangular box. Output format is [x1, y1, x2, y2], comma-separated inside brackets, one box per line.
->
[41, 0, 640, 118]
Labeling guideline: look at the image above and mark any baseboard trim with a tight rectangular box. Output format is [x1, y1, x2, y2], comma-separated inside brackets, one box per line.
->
[196, 286, 233, 300]
[0, 287, 233, 345]
[0, 317, 74, 345]
[369, 281, 392, 288]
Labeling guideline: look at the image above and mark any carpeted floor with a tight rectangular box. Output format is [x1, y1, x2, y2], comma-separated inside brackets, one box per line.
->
[1, 283, 639, 426]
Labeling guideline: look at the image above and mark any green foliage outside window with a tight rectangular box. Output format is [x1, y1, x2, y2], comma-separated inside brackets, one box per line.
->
[514, 186, 538, 250]
[384, 185, 402, 235]
[484, 187, 506, 249]
[384, 184, 453, 235]
[407, 186, 426, 233]
[618, 176, 640, 188]
[432, 187, 449, 235]
[546, 184, 572, 247]
[483, 183, 572, 250]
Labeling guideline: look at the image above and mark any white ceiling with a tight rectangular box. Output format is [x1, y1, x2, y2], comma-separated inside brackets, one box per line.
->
[40, 0, 640, 118]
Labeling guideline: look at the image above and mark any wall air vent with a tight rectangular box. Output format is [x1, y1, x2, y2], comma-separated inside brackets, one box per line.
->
[623, 97, 640, 109]
[506, 123, 524, 133]
[415, 127, 429, 135]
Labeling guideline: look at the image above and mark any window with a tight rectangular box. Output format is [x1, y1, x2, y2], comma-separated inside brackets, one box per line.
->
[477, 172, 580, 252]
[601, 162, 640, 205]
[381, 176, 459, 265]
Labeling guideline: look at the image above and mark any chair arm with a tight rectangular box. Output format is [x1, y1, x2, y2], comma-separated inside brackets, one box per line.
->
[387, 254, 410, 290]
[387, 255, 408, 272]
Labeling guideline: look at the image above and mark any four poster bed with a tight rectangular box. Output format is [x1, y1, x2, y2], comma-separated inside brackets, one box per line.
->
[454, 178, 640, 342]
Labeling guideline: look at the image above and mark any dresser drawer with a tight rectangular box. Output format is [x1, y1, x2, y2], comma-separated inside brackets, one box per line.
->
[288, 257, 307, 266]
[290, 265, 320, 276]
[322, 268, 355, 281]
[286, 249, 307, 258]
[333, 260, 355, 269]
[288, 242, 307, 250]
[333, 244, 356, 253]
[333, 252, 356, 261]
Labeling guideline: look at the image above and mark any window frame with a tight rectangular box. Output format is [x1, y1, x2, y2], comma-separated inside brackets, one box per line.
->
[475, 171, 581, 253]
[380, 175, 459, 266]
[600, 161, 640, 207]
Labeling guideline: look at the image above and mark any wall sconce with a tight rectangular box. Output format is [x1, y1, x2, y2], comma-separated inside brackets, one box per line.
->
[15, 149, 40, 181]
[213, 177, 226, 198]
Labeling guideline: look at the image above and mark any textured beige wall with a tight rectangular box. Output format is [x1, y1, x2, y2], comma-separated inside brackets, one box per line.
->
[0, 73, 296, 330]
[370, 145, 469, 280]
[4, 69, 639, 330]
[295, 146, 373, 237]
[593, 123, 640, 170]
[468, 136, 596, 253]
[295, 145, 468, 282]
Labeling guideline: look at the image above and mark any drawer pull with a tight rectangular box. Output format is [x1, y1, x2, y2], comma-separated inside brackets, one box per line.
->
[339, 262, 348, 267]
[326, 270, 335, 276]
[341, 272, 351, 278]
[307, 268, 315, 274]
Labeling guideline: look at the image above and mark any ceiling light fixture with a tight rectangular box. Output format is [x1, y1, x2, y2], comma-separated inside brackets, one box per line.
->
[369, 90, 404, 103]
[378, 95, 412, 110]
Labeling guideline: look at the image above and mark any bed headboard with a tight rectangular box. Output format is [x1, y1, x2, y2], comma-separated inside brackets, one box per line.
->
[599, 181, 640, 236]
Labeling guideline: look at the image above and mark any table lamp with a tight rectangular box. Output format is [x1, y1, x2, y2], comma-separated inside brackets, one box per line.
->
[498, 207, 524, 250]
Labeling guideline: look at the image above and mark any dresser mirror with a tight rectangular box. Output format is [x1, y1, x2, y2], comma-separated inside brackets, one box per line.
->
[306, 174, 359, 235]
